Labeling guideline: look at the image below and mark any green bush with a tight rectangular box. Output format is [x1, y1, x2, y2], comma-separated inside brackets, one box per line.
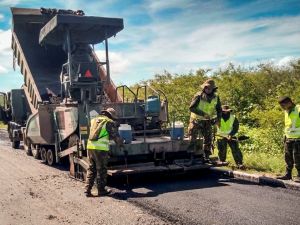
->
[130, 59, 300, 174]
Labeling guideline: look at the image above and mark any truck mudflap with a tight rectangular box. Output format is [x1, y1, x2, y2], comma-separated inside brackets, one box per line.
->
[107, 160, 212, 176]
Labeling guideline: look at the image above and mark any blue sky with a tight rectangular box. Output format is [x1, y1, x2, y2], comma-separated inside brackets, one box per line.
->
[0, 0, 300, 91]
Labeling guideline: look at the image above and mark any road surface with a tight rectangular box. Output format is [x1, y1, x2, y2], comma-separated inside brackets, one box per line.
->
[0, 129, 299, 225]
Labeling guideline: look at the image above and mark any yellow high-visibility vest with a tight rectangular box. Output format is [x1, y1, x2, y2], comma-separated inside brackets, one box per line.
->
[217, 115, 235, 138]
[190, 96, 218, 120]
[87, 116, 112, 151]
[285, 105, 300, 139]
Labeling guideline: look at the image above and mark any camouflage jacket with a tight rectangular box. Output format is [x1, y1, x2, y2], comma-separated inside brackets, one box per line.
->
[189, 91, 222, 120]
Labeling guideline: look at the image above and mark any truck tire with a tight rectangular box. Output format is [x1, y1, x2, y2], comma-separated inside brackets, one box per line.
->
[32, 145, 40, 159]
[40, 147, 47, 163]
[12, 141, 20, 149]
[7, 124, 13, 142]
[46, 149, 55, 166]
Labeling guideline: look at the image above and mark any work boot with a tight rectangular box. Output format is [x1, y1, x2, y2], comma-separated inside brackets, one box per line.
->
[277, 171, 292, 180]
[203, 153, 211, 163]
[293, 175, 300, 183]
[84, 190, 92, 197]
[237, 164, 245, 170]
[98, 187, 112, 197]
[213, 160, 227, 166]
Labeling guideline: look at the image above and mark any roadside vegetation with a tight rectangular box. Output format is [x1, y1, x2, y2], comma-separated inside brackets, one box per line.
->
[0, 121, 6, 129]
[132, 59, 300, 175]
[0, 95, 7, 129]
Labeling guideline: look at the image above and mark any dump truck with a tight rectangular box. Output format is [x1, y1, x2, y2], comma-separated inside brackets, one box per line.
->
[9, 7, 211, 180]
[0, 89, 31, 148]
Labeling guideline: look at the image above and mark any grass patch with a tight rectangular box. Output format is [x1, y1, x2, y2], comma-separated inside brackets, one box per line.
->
[0, 121, 7, 129]
[212, 148, 297, 176]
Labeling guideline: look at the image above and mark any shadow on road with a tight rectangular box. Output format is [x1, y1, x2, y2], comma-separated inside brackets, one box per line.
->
[108, 170, 256, 200]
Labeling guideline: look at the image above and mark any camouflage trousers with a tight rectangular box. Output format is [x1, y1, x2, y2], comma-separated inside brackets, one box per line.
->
[284, 139, 300, 174]
[85, 150, 109, 193]
[188, 120, 214, 158]
[217, 138, 243, 165]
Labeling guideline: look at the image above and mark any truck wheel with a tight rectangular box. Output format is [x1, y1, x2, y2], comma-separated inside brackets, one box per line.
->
[32, 145, 40, 159]
[47, 149, 55, 166]
[40, 147, 47, 163]
[12, 141, 20, 149]
[7, 124, 12, 142]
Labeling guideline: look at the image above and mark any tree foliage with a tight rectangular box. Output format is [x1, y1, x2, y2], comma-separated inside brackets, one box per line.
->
[132, 59, 300, 156]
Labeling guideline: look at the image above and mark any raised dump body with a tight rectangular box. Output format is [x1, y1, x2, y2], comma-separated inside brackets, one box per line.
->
[11, 8, 122, 113]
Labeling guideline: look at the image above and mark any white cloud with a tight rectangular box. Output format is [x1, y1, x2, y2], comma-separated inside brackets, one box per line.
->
[216, 56, 297, 72]
[0, 65, 8, 73]
[105, 1, 298, 83]
[1, 0, 299, 87]
[0, 29, 13, 75]
[0, 29, 11, 51]
[0, 29, 21, 91]
[95, 50, 130, 79]
[275, 56, 297, 68]
[146, 0, 195, 12]
[0, 0, 20, 6]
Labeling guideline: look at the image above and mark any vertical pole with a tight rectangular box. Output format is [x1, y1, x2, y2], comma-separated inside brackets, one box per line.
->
[104, 30, 110, 84]
[143, 86, 147, 144]
[66, 27, 72, 86]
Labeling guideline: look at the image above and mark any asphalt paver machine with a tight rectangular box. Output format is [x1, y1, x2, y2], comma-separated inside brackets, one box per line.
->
[10, 7, 211, 180]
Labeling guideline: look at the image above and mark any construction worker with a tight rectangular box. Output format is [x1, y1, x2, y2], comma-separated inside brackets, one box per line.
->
[85, 108, 124, 197]
[216, 105, 244, 168]
[277, 96, 300, 182]
[188, 79, 222, 161]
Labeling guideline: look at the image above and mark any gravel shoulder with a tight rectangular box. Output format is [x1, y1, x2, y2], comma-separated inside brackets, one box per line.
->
[0, 129, 167, 225]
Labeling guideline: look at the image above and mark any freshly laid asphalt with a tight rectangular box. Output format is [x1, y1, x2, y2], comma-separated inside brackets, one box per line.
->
[109, 171, 300, 225]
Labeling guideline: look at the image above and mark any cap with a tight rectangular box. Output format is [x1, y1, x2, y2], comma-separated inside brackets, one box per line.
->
[278, 96, 292, 104]
[201, 79, 217, 90]
[101, 107, 117, 120]
[221, 105, 232, 112]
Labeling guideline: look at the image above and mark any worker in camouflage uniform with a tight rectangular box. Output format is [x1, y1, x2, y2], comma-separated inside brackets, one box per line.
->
[85, 108, 124, 197]
[216, 105, 244, 169]
[277, 97, 300, 182]
[188, 79, 222, 161]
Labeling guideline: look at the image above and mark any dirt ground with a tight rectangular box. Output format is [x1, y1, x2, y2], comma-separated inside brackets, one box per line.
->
[0, 129, 167, 225]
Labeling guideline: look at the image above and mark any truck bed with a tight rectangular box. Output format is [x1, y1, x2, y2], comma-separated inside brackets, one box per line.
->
[11, 7, 122, 112]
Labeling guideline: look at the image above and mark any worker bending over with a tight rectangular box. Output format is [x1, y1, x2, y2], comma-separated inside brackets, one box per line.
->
[85, 108, 124, 197]
[216, 105, 244, 169]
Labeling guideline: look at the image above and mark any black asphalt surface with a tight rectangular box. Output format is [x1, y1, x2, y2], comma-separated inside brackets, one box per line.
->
[109, 172, 300, 225]
[1, 128, 299, 225]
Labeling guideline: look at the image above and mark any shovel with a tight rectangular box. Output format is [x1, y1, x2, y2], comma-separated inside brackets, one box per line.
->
[216, 134, 249, 142]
